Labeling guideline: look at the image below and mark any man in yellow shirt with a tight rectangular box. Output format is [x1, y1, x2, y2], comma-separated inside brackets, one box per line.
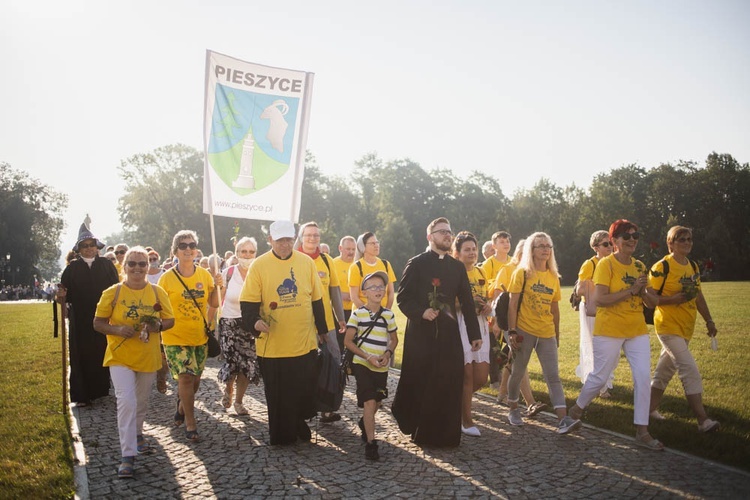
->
[240, 220, 329, 445]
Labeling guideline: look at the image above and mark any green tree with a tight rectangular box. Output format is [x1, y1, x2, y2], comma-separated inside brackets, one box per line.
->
[0, 163, 68, 282]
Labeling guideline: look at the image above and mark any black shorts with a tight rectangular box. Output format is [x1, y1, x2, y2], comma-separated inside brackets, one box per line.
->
[352, 363, 388, 408]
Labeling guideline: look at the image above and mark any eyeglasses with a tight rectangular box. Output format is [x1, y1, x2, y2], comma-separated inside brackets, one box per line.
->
[79, 242, 98, 249]
[177, 242, 198, 250]
[115, 249, 127, 255]
[431, 229, 453, 237]
[126, 261, 149, 268]
[676, 237, 692, 243]
[364, 285, 386, 291]
[534, 244, 553, 250]
[619, 232, 640, 241]
[596, 242, 611, 248]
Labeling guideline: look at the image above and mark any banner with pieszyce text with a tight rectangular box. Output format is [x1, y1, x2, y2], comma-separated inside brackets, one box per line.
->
[202, 50, 314, 222]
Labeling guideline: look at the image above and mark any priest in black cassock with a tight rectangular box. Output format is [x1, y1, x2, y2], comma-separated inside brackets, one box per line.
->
[392, 217, 482, 447]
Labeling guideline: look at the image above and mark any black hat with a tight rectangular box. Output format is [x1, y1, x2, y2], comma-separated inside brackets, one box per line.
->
[73, 221, 105, 252]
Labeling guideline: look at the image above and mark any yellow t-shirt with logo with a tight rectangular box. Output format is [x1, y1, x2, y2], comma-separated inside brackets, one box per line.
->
[593, 254, 648, 338]
[240, 251, 323, 358]
[466, 265, 489, 303]
[96, 283, 174, 372]
[651, 255, 701, 339]
[310, 252, 340, 331]
[332, 256, 353, 311]
[509, 268, 561, 338]
[158, 266, 215, 346]
[348, 258, 397, 308]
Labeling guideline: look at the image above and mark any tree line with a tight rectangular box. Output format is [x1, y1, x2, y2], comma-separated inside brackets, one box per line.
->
[114, 145, 749, 286]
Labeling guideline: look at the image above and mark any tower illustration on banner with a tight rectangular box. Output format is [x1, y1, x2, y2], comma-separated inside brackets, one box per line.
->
[232, 99, 290, 190]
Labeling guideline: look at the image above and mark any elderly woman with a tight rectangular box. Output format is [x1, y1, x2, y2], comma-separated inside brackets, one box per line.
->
[218, 237, 261, 415]
[93, 246, 175, 478]
[575, 230, 615, 398]
[452, 231, 492, 437]
[158, 230, 223, 441]
[506, 232, 579, 434]
[349, 232, 397, 310]
[648, 226, 720, 432]
[57, 222, 119, 406]
[569, 219, 663, 450]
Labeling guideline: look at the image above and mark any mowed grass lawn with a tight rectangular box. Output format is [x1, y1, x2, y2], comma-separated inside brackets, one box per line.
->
[392, 281, 750, 471]
[0, 303, 75, 499]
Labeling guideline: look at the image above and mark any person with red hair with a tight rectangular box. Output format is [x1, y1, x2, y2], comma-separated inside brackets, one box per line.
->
[568, 219, 664, 450]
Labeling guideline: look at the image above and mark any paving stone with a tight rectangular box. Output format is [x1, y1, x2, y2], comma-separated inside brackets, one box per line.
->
[72, 359, 750, 499]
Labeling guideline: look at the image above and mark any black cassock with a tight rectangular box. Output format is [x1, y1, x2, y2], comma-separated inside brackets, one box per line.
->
[392, 250, 480, 447]
[61, 256, 119, 403]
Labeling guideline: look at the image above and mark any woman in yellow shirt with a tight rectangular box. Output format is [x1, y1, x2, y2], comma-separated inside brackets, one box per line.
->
[568, 219, 662, 450]
[94, 246, 175, 478]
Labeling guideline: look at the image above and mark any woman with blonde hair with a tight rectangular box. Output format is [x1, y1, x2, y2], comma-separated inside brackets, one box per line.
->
[505, 232, 579, 434]
[647, 226, 719, 432]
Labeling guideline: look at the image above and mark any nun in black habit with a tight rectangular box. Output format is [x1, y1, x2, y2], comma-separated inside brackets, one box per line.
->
[392, 217, 481, 447]
[58, 222, 119, 405]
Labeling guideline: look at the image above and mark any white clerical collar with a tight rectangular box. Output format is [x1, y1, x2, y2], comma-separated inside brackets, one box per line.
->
[82, 256, 95, 268]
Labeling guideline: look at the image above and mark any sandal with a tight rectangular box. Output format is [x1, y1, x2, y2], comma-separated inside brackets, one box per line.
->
[221, 386, 233, 408]
[635, 433, 664, 451]
[234, 402, 249, 416]
[174, 398, 185, 427]
[117, 456, 135, 479]
[185, 429, 200, 441]
[136, 434, 151, 454]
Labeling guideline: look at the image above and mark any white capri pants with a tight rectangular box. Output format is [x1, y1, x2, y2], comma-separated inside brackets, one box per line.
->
[110, 365, 156, 457]
[576, 334, 651, 426]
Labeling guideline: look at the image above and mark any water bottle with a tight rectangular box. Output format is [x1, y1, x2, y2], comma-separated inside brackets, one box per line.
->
[710, 336, 718, 351]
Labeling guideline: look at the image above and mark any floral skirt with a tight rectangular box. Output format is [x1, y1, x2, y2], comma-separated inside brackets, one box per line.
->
[217, 317, 260, 385]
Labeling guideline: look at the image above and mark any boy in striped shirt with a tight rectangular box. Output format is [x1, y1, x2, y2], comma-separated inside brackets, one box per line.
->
[344, 271, 399, 460]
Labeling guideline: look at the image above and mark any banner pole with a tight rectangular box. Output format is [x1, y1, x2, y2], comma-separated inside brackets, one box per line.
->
[60, 300, 68, 411]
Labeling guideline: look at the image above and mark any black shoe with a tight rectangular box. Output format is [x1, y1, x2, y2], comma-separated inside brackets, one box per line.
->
[320, 412, 342, 423]
[358, 417, 367, 442]
[297, 420, 311, 442]
[365, 440, 379, 461]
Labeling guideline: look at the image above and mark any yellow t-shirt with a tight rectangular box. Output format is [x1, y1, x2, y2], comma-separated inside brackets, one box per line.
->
[481, 254, 511, 297]
[309, 252, 340, 331]
[509, 268, 561, 338]
[467, 265, 489, 304]
[158, 266, 215, 346]
[651, 255, 701, 339]
[577, 256, 600, 302]
[240, 251, 323, 358]
[495, 262, 517, 294]
[95, 283, 174, 372]
[592, 254, 648, 338]
[332, 256, 353, 311]
[348, 258, 397, 308]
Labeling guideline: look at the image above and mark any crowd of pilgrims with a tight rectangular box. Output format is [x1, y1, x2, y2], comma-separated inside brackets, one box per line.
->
[57, 216, 719, 478]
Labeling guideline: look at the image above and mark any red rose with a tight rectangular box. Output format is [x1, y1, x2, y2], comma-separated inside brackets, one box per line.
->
[153, 303, 163, 312]
[431, 278, 441, 287]
[269, 302, 278, 310]
[478, 279, 486, 286]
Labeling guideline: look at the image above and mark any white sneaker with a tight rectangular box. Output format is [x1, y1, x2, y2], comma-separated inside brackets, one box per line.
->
[508, 408, 524, 426]
[557, 416, 582, 435]
[698, 418, 720, 433]
[461, 425, 481, 437]
[650, 410, 666, 421]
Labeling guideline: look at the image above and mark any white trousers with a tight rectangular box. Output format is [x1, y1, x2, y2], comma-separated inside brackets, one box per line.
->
[110, 365, 156, 457]
[575, 306, 614, 393]
[576, 334, 651, 425]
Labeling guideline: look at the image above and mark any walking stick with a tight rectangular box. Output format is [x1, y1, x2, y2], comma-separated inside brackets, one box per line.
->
[60, 299, 69, 411]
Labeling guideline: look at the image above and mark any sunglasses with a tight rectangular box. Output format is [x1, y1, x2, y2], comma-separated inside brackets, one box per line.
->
[79, 242, 98, 249]
[126, 261, 149, 268]
[597, 241, 611, 248]
[676, 237, 693, 243]
[619, 232, 640, 241]
[177, 242, 198, 250]
[115, 250, 127, 255]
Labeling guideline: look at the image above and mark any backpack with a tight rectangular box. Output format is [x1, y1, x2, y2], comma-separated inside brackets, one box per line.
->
[355, 258, 390, 278]
[570, 258, 597, 311]
[494, 271, 527, 331]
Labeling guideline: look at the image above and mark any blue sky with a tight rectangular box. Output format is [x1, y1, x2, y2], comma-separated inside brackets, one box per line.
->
[2, 0, 748, 253]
